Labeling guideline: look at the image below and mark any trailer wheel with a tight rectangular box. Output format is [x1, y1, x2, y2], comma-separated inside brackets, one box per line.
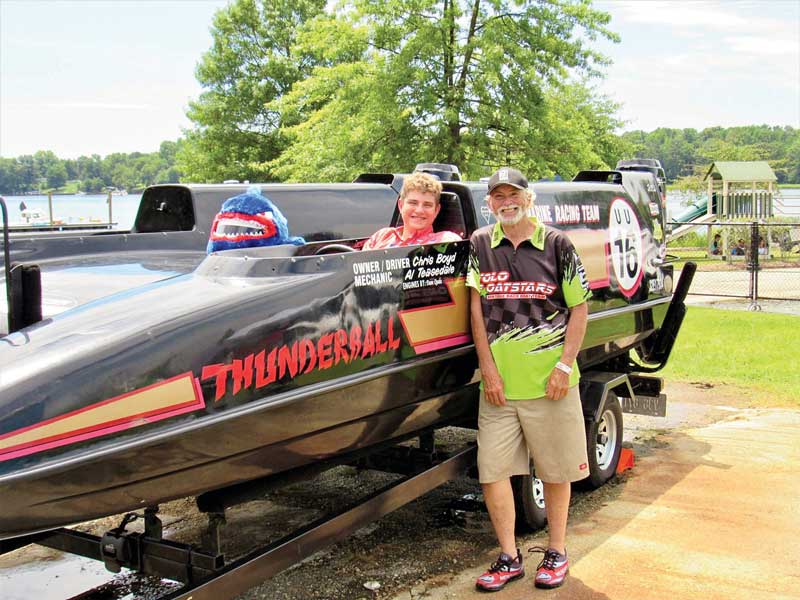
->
[584, 393, 623, 489]
[511, 462, 547, 531]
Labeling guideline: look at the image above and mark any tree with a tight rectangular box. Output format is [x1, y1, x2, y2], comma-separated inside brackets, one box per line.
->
[83, 177, 105, 193]
[0, 158, 23, 194]
[0, 148, 185, 194]
[159, 140, 181, 163]
[14, 156, 38, 191]
[177, 0, 327, 182]
[780, 134, 800, 183]
[621, 126, 800, 184]
[33, 150, 61, 187]
[75, 154, 104, 183]
[45, 162, 68, 189]
[156, 166, 182, 184]
[268, 0, 619, 181]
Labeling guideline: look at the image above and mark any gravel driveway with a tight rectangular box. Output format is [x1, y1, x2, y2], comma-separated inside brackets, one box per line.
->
[2, 381, 794, 600]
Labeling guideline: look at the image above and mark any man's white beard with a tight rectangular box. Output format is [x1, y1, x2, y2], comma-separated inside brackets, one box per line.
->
[495, 205, 526, 226]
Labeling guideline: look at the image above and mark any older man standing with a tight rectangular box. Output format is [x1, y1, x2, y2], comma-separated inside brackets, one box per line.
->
[467, 167, 590, 591]
[362, 171, 461, 249]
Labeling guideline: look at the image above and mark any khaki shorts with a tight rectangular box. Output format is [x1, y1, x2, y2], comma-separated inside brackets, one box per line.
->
[477, 385, 589, 484]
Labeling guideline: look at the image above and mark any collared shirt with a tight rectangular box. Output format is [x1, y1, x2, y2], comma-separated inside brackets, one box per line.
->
[362, 225, 462, 250]
[466, 217, 590, 399]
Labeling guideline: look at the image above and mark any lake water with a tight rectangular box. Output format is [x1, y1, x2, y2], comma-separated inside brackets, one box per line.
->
[2, 188, 799, 230]
[1, 193, 142, 229]
[666, 188, 800, 221]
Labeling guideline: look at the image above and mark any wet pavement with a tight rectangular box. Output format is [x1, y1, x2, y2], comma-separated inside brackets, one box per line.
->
[0, 554, 113, 600]
[395, 407, 800, 600]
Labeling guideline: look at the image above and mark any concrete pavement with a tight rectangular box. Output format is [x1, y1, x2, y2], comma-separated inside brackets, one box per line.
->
[396, 408, 800, 600]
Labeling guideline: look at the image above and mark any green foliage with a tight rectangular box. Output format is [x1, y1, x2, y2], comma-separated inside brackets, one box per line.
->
[667, 231, 706, 248]
[45, 162, 68, 189]
[621, 125, 800, 184]
[83, 177, 106, 193]
[176, 0, 327, 182]
[60, 180, 81, 194]
[280, 0, 622, 181]
[181, 0, 624, 182]
[661, 307, 800, 406]
[0, 143, 184, 194]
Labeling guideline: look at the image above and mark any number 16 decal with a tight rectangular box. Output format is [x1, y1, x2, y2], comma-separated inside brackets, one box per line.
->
[609, 198, 643, 297]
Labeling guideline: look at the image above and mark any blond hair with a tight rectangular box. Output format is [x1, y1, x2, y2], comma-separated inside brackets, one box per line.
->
[401, 172, 443, 204]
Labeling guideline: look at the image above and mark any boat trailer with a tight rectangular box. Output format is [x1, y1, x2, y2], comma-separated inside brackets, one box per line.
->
[1, 438, 477, 599]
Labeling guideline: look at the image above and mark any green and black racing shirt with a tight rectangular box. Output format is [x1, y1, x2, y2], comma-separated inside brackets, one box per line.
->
[466, 218, 591, 399]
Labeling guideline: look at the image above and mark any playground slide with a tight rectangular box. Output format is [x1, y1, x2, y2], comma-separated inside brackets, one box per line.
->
[674, 197, 709, 223]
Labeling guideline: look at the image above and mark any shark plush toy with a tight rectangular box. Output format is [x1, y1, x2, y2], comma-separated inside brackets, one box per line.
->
[207, 186, 305, 253]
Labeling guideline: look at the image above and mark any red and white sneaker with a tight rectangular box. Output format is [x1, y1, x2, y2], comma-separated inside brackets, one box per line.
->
[475, 549, 524, 592]
[530, 546, 569, 589]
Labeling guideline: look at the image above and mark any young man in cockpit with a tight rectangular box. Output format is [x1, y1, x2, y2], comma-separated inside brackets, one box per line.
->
[362, 172, 461, 250]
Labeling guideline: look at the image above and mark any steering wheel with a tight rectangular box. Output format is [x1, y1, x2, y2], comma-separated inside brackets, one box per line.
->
[314, 243, 356, 255]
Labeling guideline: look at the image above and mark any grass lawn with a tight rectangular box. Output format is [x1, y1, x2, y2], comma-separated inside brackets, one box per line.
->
[60, 180, 81, 194]
[42, 180, 81, 194]
[660, 306, 800, 406]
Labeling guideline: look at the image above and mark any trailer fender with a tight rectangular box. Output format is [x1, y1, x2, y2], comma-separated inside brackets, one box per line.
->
[579, 372, 634, 423]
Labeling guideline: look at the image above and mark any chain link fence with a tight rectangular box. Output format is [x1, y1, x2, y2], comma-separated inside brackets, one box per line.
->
[667, 222, 800, 305]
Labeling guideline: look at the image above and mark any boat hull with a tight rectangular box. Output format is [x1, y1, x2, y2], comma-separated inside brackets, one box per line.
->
[0, 242, 481, 539]
[1, 173, 676, 540]
[0, 357, 478, 539]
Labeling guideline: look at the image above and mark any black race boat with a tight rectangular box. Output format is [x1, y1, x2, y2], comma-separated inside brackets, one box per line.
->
[0, 165, 692, 542]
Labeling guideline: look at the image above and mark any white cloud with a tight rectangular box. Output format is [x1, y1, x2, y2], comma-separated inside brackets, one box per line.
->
[727, 36, 799, 57]
[595, 0, 800, 130]
[611, 0, 797, 47]
[615, 0, 754, 31]
[41, 103, 153, 111]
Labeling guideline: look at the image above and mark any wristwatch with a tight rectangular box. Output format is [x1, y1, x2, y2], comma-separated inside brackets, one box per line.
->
[555, 361, 573, 375]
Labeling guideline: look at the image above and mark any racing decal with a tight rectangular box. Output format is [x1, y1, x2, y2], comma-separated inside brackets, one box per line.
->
[533, 203, 600, 225]
[397, 277, 470, 354]
[480, 204, 493, 225]
[565, 229, 610, 290]
[201, 317, 402, 401]
[0, 373, 204, 462]
[352, 257, 397, 286]
[608, 197, 644, 297]
[402, 250, 459, 284]
[483, 203, 602, 228]
[479, 271, 556, 300]
[352, 251, 460, 289]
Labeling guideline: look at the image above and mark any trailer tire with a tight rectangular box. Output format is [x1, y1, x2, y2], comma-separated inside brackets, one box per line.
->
[583, 393, 623, 489]
[511, 463, 547, 532]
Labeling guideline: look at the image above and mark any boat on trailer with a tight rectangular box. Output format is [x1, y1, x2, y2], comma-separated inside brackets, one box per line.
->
[0, 163, 693, 595]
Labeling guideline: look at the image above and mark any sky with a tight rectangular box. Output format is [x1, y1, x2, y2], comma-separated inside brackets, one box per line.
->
[1, 0, 798, 159]
[593, 0, 800, 132]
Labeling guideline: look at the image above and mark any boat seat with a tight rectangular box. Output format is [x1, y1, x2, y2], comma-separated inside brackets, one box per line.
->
[433, 192, 467, 239]
[133, 188, 196, 233]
